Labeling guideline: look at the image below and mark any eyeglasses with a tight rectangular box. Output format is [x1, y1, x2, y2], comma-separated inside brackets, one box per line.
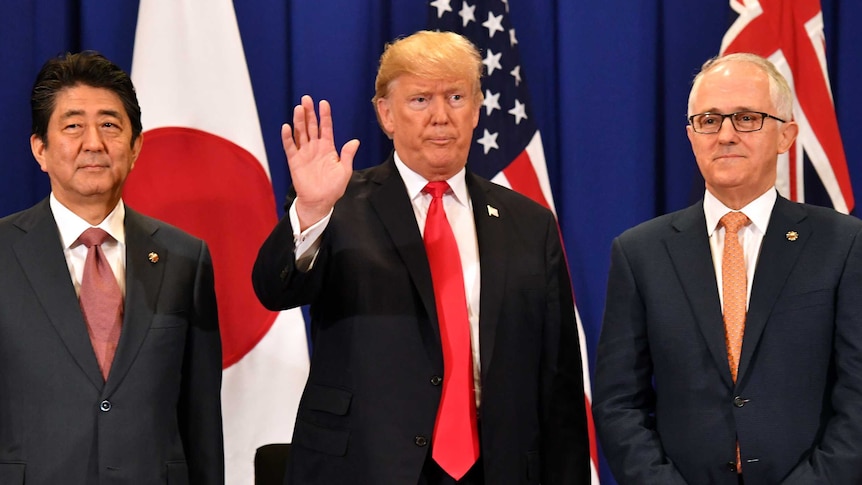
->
[688, 111, 786, 134]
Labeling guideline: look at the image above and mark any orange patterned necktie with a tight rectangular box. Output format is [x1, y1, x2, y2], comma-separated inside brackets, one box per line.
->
[422, 181, 480, 480]
[720, 211, 750, 382]
[78, 228, 124, 381]
[720, 211, 750, 473]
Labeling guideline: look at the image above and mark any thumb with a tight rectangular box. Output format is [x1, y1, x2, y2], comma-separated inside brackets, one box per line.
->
[339, 139, 360, 172]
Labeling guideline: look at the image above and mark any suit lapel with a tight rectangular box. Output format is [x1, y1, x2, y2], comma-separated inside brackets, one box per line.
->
[467, 175, 505, 378]
[12, 200, 104, 390]
[104, 209, 166, 394]
[665, 203, 735, 387]
[367, 158, 441, 362]
[736, 197, 808, 384]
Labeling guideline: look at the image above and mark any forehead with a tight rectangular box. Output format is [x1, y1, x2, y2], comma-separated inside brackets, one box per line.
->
[692, 62, 772, 112]
[51, 84, 128, 119]
[389, 74, 473, 94]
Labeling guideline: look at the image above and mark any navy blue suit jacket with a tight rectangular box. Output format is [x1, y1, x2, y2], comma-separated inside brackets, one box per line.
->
[594, 195, 862, 484]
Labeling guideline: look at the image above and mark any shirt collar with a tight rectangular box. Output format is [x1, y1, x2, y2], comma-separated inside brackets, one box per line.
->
[50, 193, 126, 249]
[704, 187, 776, 236]
[393, 151, 469, 208]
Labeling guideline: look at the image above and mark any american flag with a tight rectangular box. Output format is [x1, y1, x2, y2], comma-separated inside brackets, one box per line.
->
[428, 0, 600, 481]
[721, 0, 854, 214]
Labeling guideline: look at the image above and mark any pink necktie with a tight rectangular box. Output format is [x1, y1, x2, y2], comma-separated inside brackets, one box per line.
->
[78, 228, 123, 380]
[423, 182, 479, 479]
[720, 211, 750, 473]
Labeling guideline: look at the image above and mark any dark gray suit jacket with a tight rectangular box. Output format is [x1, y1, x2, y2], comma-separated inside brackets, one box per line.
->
[0, 198, 223, 485]
[594, 195, 862, 484]
[252, 156, 590, 484]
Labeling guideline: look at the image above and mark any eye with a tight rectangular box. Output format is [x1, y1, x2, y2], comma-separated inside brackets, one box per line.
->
[699, 115, 719, 126]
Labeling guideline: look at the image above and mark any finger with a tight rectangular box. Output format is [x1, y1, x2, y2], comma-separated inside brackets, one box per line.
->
[302, 95, 319, 140]
[319, 99, 334, 143]
[281, 123, 297, 159]
[339, 139, 360, 172]
[293, 103, 307, 147]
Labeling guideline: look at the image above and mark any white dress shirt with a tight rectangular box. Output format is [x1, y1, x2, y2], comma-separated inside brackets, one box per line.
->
[704, 188, 776, 310]
[50, 194, 127, 298]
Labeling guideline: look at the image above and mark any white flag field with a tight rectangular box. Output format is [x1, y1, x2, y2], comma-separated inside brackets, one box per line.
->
[126, 1, 309, 483]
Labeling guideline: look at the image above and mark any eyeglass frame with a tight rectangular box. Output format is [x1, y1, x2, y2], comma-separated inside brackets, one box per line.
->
[687, 111, 787, 134]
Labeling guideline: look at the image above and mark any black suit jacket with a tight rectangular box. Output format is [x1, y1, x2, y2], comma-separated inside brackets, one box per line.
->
[593, 195, 862, 484]
[253, 156, 589, 484]
[0, 199, 224, 485]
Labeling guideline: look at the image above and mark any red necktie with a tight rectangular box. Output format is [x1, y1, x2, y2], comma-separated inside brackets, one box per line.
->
[78, 228, 124, 380]
[422, 181, 479, 479]
[720, 211, 750, 473]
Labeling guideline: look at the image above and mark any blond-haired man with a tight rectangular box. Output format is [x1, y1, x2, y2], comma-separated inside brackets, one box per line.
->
[253, 31, 589, 484]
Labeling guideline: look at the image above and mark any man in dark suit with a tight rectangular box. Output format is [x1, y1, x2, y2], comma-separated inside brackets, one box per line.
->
[0, 51, 223, 484]
[252, 31, 589, 484]
[593, 52, 862, 484]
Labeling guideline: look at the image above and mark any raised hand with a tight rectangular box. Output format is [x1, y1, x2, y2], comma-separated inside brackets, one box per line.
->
[283, 95, 360, 230]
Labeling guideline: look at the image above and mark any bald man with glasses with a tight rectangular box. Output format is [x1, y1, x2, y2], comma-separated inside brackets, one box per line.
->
[593, 53, 862, 484]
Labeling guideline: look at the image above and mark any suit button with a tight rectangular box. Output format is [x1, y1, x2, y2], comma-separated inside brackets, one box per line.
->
[726, 461, 738, 472]
[414, 436, 428, 447]
[430, 375, 442, 386]
[733, 396, 748, 408]
[99, 400, 112, 412]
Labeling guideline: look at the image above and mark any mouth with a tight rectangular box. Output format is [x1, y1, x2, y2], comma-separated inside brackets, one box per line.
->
[427, 136, 455, 146]
[714, 154, 744, 162]
[77, 163, 110, 171]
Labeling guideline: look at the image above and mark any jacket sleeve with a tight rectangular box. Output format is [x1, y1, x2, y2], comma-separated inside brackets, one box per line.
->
[592, 236, 688, 485]
[781, 225, 862, 484]
[181, 241, 225, 485]
[539, 214, 592, 484]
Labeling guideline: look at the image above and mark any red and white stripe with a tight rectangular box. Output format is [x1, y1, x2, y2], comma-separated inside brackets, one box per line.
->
[492, 131, 600, 484]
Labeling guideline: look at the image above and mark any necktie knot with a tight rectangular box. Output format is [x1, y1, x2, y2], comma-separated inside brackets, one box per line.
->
[720, 212, 751, 234]
[78, 227, 112, 248]
[423, 181, 450, 199]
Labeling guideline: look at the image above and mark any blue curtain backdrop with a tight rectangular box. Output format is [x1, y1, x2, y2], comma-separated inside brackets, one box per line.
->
[1, 1, 859, 482]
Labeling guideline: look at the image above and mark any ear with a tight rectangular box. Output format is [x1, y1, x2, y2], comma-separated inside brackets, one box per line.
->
[30, 134, 49, 173]
[777, 120, 799, 154]
[685, 124, 696, 146]
[129, 132, 144, 170]
[376, 97, 395, 136]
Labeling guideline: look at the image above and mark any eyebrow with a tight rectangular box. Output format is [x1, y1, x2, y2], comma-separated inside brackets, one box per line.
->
[59, 109, 123, 119]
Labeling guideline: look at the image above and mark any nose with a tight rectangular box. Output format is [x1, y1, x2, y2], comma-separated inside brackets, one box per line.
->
[716, 116, 738, 143]
[429, 97, 449, 125]
[81, 125, 106, 152]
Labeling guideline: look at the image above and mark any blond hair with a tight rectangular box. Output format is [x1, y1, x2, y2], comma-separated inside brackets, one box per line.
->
[372, 30, 483, 132]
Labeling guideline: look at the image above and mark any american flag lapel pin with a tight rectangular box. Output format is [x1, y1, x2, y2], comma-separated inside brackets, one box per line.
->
[487, 205, 499, 218]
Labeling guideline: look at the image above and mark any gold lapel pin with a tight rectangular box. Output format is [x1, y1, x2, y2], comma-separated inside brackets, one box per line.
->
[785, 231, 799, 241]
[148, 252, 160, 263]
[487, 205, 499, 218]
